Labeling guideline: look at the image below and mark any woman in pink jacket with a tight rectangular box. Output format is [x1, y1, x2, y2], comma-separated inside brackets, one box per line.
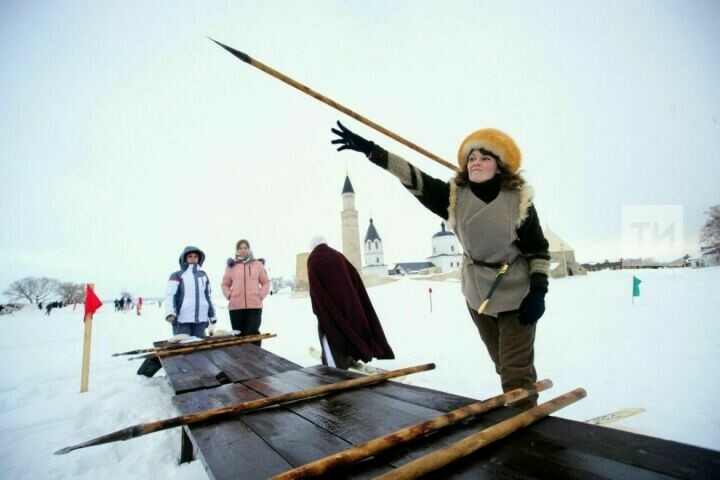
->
[221, 239, 271, 346]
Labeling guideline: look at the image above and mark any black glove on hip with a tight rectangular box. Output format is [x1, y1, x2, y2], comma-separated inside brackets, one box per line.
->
[331, 121, 375, 156]
[518, 273, 548, 326]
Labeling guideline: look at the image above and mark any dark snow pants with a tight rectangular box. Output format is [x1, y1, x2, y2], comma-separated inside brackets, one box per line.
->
[229, 308, 263, 346]
[467, 304, 538, 410]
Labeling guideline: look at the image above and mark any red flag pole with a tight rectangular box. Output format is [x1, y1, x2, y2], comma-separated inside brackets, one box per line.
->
[80, 283, 103, 393]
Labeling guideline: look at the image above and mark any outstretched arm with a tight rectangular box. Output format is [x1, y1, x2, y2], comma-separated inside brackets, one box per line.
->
[331, 121, 451, 219]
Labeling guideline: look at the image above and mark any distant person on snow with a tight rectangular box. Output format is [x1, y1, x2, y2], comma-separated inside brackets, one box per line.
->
[164, 246, 217, 338]
[221, 239, 270, 346]
[307, 236, 395, 370]
[331, 122, 549, 409]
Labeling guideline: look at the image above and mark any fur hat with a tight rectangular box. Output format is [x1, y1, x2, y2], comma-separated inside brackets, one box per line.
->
[457, 128, 521, 174]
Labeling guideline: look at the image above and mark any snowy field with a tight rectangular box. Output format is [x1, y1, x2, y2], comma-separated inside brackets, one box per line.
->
[1, 267, 719, 479]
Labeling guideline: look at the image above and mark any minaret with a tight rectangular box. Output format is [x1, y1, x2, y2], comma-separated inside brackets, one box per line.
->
[341, 175, 362, 271]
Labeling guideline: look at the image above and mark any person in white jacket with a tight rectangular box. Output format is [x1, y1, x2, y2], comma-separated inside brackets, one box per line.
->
[164, 246, 217, 338]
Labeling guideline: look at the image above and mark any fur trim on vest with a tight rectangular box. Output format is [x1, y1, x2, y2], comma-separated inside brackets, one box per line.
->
[447, 182, 534, 231]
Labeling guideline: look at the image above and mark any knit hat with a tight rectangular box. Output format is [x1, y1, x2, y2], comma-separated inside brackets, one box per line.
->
[457, 128, 521, 174]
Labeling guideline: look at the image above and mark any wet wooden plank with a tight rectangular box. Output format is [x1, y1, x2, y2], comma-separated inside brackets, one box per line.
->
[159, 343, 301, 394]
[172, 383, 292, 479]
[166, 352, 720, 480]
[172, 380, 389, 480]
[161, 353, 223, 393]
[208, 344, 302, 382]
[287, 366, 719, 479]
[244, 370, 442, 441]
[302, 364, 475, 411]
[241, 369, 507, 478]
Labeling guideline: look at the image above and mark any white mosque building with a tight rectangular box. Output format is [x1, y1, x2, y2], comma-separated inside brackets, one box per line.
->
[426, 222, 463, 272]
[297, 174, 466, 287]
[361, 216, 463, 277]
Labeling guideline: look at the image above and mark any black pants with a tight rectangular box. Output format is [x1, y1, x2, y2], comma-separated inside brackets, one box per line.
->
[229, 308, 263, 346]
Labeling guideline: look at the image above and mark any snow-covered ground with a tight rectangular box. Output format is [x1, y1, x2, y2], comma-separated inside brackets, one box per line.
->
[1, 267, 719, 479]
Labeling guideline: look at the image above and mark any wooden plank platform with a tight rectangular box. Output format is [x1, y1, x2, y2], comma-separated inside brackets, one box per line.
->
[162, 345, 720, 479]
[157, 342, 301, 394]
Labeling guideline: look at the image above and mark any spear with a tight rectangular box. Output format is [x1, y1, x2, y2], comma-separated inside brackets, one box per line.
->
[127, 333, 277, 360]
[271, 379, 553, 480]
[209, 38, 456, 172]
[112, 333, 267, 356]
[376, 388, 587, 480]
[54, 362, 435, 455]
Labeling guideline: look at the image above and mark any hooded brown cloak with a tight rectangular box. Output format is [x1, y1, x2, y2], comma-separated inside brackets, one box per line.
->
[307, 243, 394, 363]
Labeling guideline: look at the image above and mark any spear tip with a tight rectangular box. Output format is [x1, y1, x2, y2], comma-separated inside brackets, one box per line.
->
[208, 37, 252, 64]
[53, 446, 75, 455]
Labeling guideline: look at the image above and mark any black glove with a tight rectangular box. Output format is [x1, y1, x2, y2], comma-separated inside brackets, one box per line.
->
[518, 273, 548, 326]
[331, 121, 375, 156]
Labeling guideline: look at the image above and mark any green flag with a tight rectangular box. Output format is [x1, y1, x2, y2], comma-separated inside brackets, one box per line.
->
[632, 276, 642, 297]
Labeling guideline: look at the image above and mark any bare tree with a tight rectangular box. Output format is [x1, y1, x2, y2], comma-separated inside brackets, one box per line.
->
[3, 277, 60, 305]
[271, 276, 284, 293]
[700, 205, 720, 248]
[283, 276, 296, 290]
[57, 282, 85, 304]
[3, 277, 36, 304]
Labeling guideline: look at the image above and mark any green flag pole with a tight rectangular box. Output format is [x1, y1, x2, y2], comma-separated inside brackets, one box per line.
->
[632, 276, 641, 305]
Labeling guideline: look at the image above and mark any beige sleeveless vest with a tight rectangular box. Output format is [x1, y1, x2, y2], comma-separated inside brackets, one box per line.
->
[453, 185, 530, 316]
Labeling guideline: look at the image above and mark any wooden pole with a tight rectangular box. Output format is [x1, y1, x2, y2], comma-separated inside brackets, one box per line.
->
[126, 333, 277, 360]
[113, 332, 275, 356]
[210, 39, 457, 172]
[271, 380, 553, 480]
[375, 388, 587, 480]
[54, 362, 435, 455]
[79, 283, 94, 393]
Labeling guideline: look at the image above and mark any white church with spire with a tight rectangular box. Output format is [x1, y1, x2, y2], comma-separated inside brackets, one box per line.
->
[362, 218, 388, 276]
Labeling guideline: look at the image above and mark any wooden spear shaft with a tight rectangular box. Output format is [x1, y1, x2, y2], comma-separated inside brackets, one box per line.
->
[209, 39, 457, 172]
[127, 333, 277, 360]
[79, 283, 94, 393]
[54, 362, 435, 455]
[375, 387, 587, 480]
[113, 333, 271, 356]
[271, 379, 553, 480]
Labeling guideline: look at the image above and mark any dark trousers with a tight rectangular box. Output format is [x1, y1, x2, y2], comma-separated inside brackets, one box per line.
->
[229, 308, 263, 346]
[467, 304, 538, 410]
[172, 321, 208, 338]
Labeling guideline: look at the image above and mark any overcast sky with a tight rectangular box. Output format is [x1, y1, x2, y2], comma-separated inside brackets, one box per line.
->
[1, 1, 718, 299]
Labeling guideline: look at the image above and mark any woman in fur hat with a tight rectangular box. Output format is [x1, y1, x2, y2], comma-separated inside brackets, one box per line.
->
[331, 122, 549, 410]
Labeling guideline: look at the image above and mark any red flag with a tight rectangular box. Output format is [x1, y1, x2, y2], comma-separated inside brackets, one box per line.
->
[84, 284, 103, 319]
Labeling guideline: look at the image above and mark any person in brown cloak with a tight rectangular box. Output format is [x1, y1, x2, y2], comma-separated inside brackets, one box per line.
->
[307, 236, 395, 370]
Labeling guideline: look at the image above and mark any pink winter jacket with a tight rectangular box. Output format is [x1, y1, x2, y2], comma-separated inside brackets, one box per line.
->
[221, 260, 271, 310]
